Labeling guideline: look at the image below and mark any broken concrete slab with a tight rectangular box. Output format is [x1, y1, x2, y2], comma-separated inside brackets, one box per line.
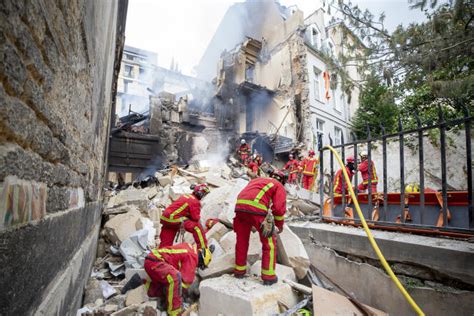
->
[249, 260, 297, 282]
[205, 222, 229, 242]
[125, 285, 148, 306]
[312, 284, 387, 315]
[169, 185, 192, 201]
[104, 208, 142, 244]
[103, 304, 119, 313]
[157, 175, 173, 186]
[208, 238, 224, 259]
[111, 304, 139, 316]
[199, 274, 298, 316]
[124, 268, 149, 282]
[220, 231, 261, 264]
[107, 188, 150, 209]
[198, 253, 235, 279]
[276, 224, 309, 279]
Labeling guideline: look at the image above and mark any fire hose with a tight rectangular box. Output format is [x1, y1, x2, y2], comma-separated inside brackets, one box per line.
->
[323, 145, 425, 316]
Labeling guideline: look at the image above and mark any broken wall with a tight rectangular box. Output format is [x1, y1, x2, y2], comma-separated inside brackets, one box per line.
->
[0, 0, 127, 314]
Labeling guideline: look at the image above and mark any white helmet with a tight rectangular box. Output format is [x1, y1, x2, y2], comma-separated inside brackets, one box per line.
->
[359, 151, 368, 158]
[241, 139, 246, 144]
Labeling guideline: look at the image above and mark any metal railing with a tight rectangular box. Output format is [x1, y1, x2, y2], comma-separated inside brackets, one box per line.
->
[318, 105, 473, 233]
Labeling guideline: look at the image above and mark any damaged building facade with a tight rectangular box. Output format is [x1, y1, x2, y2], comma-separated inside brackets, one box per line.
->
[198, 2, 363, 158]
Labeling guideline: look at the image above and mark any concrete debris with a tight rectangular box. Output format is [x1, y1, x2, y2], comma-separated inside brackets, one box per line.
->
[119, 229, 149, 268]
[208, 238, 225, 259]
[312, 284, 387, 315]
[111, 304, 139, 316]
[205, 222, 229, 241]
[198, 253, 236, 279]
[125, 268, 149, 282]
[103, 304, 119, 313]
[125, 285, 148, 306]
[276, 224, 310, 279]
[250, 260, 297, 282]
[169, 185, 192, 201]
[100, 280, 117, 299]
[199, 274, 298, 316]
[107, 187, 153, 209]
[83, 278, 103, 305]
[157, 175, 173, 186]
[107, 261, 125, 277]
[220, 231, 261, 264]
[135, 217, 156, 247]
[103, 208, 142, 244]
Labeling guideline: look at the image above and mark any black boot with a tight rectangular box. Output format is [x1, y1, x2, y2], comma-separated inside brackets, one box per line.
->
[263, 276, 278, 286]
[121, 273, 143, 294]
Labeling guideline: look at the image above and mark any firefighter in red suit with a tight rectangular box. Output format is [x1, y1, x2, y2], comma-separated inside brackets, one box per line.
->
[333, 156, 356, 195]
[233, 170, 286, 285]
[283, 154, 300, 184]
[237, 139, 251, 165]
[159, 184, 210, 249]
[301, 150, 319, 190]
[144, 243, 212, 316]
[247, 155, 260, 175]
[357, 151, 378, 192]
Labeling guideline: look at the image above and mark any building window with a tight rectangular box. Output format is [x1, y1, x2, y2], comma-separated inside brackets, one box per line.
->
[313, 67, 321, 101]
[124, 79, 132, 94]
[334, 127, 343, 145]
[124, 65, 133, 78]
[311, 26, 320, 49]
[328, 42, 335, 57]
[316, 119, 325, 146]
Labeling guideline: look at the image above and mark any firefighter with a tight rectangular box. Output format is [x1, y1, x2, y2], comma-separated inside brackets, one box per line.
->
[283, 153, 300, 184]
[159, 184, 210, 249]
[233, 169, 286, 285]
[301, 150, 319, 190]
[237, 139, 251, 165]
[357, 151, 378, 192]
[247, 155, 260, 175]
[144, 243, 212, 316]
[333, 156, 356, 195]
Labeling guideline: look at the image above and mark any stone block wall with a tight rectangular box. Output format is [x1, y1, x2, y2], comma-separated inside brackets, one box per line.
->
[0, 0, 127, 314]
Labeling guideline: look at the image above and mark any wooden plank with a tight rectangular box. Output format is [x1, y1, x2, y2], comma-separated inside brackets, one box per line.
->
[312, 285, 387, 316]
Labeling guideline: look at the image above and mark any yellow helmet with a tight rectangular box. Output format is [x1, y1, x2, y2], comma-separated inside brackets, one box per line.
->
[405, 183, 420, 193]
[297, 308, 311, 316]
[198, 246, 213, 269]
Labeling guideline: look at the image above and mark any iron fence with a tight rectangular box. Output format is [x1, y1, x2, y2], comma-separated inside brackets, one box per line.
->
[318, 105, 473, 234]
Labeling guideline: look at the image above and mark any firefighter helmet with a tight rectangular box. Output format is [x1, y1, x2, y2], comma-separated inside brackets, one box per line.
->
[241, 139, 246, 144]
[270, 169, 287, 185]
[405, 183, 420, 193]
[289, 154, 294, 159]
[346, 156, 355, 163]
[359, 151, 368, 158]
[191, 183, 210, 200]
[309, 150, 315, 156]
[198, 245, 214, 269]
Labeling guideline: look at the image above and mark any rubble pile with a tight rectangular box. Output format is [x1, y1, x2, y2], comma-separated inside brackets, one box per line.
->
[79, 161, 323, 315]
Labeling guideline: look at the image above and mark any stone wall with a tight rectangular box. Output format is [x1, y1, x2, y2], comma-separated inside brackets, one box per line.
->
[0, 0, 127, 314]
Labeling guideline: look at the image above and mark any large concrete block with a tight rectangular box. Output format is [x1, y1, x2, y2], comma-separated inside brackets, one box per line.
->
[198, 253, 235, 279]
[199, 274, 298, 316]
[205, 222, 229, 241]
[220, 231, 261, 264]
[276, 225, 309, 279]
[157, 176, 173, 186]
[250, 260, 297, 282]
[125, 285, 148, 306]
[104, 209, 142, 244]
[107, 188, 150, 210]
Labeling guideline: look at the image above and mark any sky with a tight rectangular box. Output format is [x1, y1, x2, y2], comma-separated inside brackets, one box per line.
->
[124, 0, 428, 76]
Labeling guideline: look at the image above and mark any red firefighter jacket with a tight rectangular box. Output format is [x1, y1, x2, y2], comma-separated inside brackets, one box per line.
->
[283, 159, 300, 174]
[333, 166, 355, 194]
[302, 156, 319, 176]
[358, 159, 378, 184]
[161, 194, 201, 224]
[235, 178, 286, 229]
[148, 243, 198, 288]
[237, 144, 251, 155]
[248, 161, 259, 173]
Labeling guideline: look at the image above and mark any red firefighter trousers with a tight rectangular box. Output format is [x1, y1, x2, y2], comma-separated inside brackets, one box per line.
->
[144, 259, 182, 316]
[159, 220, 207, 249]
[302, 175, 315, 190]
[287, 173, 298, 184]
[358, 182, 378, 193]
[233, 211, 277, 281]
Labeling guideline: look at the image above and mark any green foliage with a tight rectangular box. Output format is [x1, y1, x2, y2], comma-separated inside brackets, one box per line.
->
[329, 0, 474, 127]
[351, 74, 399, 138]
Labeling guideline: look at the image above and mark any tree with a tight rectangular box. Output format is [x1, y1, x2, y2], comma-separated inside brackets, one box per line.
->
[328, 0, 474, 127]
[351, 74, 399, 139]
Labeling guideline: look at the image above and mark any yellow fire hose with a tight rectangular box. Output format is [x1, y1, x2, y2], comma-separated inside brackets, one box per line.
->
[323, 145, 425, 316]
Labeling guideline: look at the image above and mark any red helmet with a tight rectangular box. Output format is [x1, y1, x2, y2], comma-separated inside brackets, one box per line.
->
[346, 156, 355, 163]
[270, 169, 287, 185]
[191, 183, 210, 200]
[309, 150, 315, 156]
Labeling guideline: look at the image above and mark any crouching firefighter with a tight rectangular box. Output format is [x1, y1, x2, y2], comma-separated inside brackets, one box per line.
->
[159, 184, 210, 249]
[122, 243, 213, 316]
[233, 169, 286, 285]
